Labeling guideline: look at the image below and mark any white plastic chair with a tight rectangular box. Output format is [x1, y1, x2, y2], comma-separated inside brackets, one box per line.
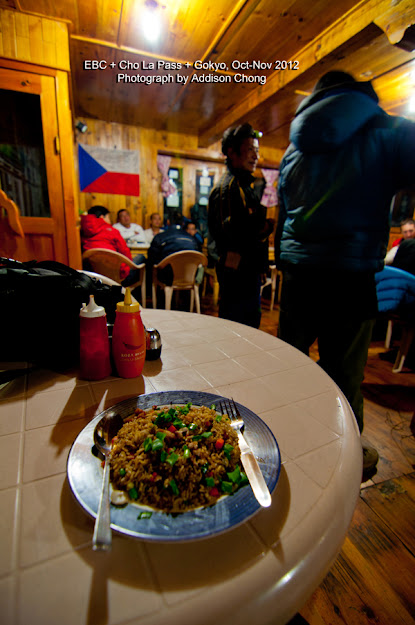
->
[82, 248, 146, 307]
[152, 250, 207, 313]
[260, 265, 281, 311]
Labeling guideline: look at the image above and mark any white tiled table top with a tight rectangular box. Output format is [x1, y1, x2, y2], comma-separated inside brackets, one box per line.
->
[0, 310, 362, 625]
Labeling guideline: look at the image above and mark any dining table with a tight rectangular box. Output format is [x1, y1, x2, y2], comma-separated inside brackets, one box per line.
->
[0, 308, 362, 625]
[129, 243, 150, 258]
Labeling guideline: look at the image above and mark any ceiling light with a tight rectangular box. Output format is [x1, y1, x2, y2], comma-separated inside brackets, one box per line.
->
[409, 94, 415, 113]
[142, 0, 162, 44]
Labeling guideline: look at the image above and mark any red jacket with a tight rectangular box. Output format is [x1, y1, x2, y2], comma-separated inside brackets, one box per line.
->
[80, 214, 132, 279]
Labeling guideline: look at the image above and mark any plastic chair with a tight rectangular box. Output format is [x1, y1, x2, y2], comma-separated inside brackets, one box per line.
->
[384, 320, 415, 373]
[375, 266, 415, 373]
[260, 265, 281, 311]
[202, 267, 220, 306]
[82, 248, 146, 307]
[0, 189, 24, 237]
[152, 250, 207, 313]
[0, 189, 24, 258]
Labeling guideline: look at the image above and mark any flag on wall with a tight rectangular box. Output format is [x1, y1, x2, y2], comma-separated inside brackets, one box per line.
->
[78, 144, 140, 196]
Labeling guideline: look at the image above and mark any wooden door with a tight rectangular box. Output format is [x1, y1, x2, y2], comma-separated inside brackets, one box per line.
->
[0, 66, 68, 263]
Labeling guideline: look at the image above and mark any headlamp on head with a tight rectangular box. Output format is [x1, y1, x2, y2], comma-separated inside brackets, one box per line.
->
[222, 124, 262, 156]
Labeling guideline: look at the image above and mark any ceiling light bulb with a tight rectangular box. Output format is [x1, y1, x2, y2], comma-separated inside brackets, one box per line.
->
[409, 94, 415, 113]
[142, 5, 161, 43]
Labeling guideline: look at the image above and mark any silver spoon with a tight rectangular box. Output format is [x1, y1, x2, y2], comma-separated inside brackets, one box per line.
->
[92, 411, 124, 551]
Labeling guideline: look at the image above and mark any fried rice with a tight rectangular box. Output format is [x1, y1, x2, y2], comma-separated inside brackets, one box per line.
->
[109, 403, 248, 512]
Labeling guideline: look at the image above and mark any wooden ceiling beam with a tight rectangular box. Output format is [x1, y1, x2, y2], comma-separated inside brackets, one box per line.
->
[198, 0, 415, 147]
[157, 146, 279, 169]
[374, 0, 415, 45]
[167, 0, 258, 111]
[70, 34, 192, 66]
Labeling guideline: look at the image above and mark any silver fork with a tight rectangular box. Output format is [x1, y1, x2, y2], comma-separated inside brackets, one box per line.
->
[219, 398, 271, 507]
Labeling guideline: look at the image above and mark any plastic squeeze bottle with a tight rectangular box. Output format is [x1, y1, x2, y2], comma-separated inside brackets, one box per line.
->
[112, 288, 146, 378]
[79, 295, 112, 380]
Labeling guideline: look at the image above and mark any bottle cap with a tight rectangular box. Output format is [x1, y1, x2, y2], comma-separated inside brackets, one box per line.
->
[80, 295, 106, 318]
[116, 287, 141, 313]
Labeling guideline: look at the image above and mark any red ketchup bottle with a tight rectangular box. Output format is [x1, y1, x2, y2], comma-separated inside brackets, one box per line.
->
[79, 295, 112, 380]
[112, 288, 146, 378]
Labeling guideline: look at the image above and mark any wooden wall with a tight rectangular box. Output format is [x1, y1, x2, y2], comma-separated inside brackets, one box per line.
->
[76, 119, 225, 228]
[0, 8, 70, 71]
[0, 8, 81, 267]
[75, 118, 284, 229]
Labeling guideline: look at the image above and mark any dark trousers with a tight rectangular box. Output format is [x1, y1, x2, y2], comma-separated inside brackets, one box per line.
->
[122, 254, 147, 288]
[217, 266, 262, 329]
[278, 265, 377, 433]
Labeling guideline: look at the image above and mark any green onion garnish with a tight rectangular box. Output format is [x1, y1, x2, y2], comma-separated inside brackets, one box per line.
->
[170, 479, 179, 495]
[151, 438, 164, 452]
[227, 465, 241, 483]
[128, 487, 138, 500]
[166, 452, 179, 466]
[220, 480, 233, 493]
[137, 511, 152, 519]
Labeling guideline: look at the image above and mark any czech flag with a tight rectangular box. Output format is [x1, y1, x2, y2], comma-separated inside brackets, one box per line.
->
[78, 144, 140, 196]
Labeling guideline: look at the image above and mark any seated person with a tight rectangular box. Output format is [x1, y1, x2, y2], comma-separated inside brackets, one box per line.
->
[113, 209, 146, 245]
[392, 238, 415, 276]
[185, 220, 204, 251]
[385, 218, 415, 264]
[80, 205, 143, 286]
[144, 212, 164, 244]
[191, 202, 209, 240]
[148, 211, 201, 285]
[148, 212, 200, 265]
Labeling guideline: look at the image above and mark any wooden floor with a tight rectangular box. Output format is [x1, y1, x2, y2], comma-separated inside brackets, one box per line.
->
[200, 288, 415, 625]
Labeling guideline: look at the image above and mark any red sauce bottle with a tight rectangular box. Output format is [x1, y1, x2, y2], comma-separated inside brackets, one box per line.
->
[79, 295, 111, 380]
[112, 288, 146, 378]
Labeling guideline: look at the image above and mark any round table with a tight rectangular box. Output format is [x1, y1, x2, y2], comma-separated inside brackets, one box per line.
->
[0, 309, 362, 625]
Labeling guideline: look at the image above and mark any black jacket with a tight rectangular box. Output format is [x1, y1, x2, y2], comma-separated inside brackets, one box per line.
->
[148, 225, 199, 266]
[208, 168, 272, 274]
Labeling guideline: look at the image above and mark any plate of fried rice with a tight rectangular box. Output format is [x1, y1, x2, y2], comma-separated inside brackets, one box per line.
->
[67, 391, 281, 542]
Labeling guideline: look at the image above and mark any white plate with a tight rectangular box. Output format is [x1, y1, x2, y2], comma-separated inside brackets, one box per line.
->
[67, 390, 281, 542]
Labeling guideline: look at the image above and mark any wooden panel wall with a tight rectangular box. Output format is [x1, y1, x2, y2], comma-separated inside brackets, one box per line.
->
[76, 118, 283, 229]
[76, 120, 160, 227]
[0, 8, 70, 71]
[76, 120, 224, 226]
[166, 156, 225, 223]
[0, 9, 81, 267]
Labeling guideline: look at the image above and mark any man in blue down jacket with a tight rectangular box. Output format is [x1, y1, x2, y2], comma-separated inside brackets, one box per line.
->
[275, 71, 415, 476]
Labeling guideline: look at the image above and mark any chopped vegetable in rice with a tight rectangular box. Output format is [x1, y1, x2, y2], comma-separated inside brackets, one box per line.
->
[109, 403, 248, 512]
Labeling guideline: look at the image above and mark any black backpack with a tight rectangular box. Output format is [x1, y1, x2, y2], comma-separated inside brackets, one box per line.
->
[0, 258, 123, 369]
